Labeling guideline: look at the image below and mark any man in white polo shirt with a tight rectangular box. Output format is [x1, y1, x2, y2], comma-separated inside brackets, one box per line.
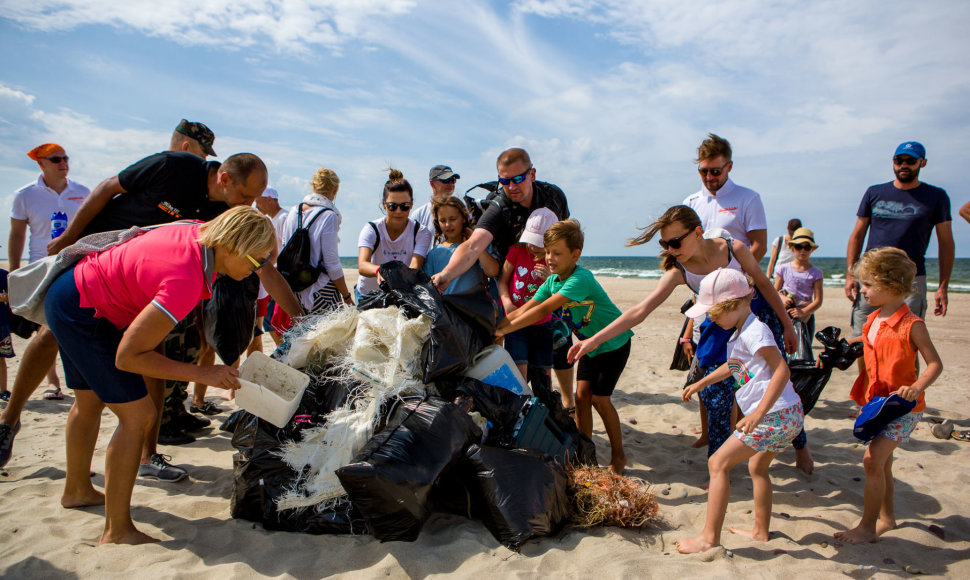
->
[8, 143, 90, 401]
[683, 133, 768, 260]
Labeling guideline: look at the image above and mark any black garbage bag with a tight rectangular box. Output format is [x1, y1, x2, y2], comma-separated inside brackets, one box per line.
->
[527, 366, 597, 465]
[9, 312, 39, 339]
[789, 362, 833, 414]
[670, 299, 695, 371]
[791, 318, 814, 363]
[227, 409, 293, 523]
[335, 397, 482, 542]
[357, 261, 495, 382]
[463, 444, 571, 550]
[436, 376, 531, 445]
[816, 326, 864, 371]
[204, 273, 259, 364]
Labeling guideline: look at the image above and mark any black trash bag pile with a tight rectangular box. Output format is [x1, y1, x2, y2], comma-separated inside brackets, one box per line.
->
[227, 374, 369, 535]
[226, 263, 582, 548]
[204, 273, 260, 364]
[336, 397, 482, 541]
[357, 261, 496, 382]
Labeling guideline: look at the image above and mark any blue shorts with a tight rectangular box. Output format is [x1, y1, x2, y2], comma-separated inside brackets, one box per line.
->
[504, 321, 553, 368]
[45, 267, 147, 404]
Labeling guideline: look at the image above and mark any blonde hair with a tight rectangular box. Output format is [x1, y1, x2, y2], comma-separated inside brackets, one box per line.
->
[311, 167, 340, 199]
[544, 218, 584, 252]
[198, 206, 276, 258]
[854, 247, 916, 296]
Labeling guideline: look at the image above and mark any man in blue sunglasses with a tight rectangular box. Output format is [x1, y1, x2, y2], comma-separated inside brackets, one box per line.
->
[431, 147, 569, 293]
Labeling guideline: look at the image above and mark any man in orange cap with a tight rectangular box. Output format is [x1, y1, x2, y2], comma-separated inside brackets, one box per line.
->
[6, 143, 90, 401]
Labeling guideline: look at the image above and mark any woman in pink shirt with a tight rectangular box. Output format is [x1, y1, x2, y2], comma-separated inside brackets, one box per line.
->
[44, 206, 276, 545]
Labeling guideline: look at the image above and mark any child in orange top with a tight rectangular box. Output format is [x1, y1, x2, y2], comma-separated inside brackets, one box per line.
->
[835, 247, 942, 544]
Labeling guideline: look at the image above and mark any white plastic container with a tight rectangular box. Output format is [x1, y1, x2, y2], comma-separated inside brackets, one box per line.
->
[463, 345, 532, 396]
[236, 352, 310, 428]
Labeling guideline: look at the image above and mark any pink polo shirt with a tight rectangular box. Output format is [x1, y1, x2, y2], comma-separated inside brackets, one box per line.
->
[74, 223, 214, 329]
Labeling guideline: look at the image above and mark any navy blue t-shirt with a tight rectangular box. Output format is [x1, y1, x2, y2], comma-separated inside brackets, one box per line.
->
[858, 181, 951, 276]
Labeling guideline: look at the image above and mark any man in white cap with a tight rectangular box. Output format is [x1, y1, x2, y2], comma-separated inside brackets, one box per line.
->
[411, 164, 460, 231]
[254, 187, 288, 246]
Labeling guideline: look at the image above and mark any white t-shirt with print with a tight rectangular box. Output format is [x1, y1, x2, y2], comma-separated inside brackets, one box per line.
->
[11, 175, 90, 263]
[728, 314, 800, 416]
[683, 178, 767, 247]
[357, 218, 433, 295]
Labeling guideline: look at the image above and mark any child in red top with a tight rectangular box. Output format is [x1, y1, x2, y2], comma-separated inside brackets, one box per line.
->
[835, 247, 942, 544]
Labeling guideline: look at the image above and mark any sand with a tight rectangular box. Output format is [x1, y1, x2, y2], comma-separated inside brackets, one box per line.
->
[2, 270, 969, 578]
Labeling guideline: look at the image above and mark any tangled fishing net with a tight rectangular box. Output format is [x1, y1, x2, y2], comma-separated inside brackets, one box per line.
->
[567, 465, 660, 528]
[274, 305, 432, 511]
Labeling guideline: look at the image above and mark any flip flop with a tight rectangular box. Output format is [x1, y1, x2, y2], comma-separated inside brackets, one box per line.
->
[43, 388, 64, 400]
[952, 431, 970, 442]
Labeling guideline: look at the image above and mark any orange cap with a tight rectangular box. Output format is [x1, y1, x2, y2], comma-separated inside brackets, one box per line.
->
[27, 143, 64, 161]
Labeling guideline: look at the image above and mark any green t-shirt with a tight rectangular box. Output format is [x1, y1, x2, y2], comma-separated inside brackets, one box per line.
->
[532, 265, 633, 357]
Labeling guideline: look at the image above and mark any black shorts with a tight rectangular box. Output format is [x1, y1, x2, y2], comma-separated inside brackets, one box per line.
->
[576, 339, 631, 397]
[552, 334, 574, 370]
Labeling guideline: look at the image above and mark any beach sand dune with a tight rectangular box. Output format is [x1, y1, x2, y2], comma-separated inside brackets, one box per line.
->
[2, 272, 968, 578]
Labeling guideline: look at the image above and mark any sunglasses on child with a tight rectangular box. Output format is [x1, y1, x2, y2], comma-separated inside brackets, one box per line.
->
[497, 167, 532, 186]
[385, 202, 412, 212]
[659, 231, 691, 250]
[246, 254, 270, 271]
[791, 243, 814, 251]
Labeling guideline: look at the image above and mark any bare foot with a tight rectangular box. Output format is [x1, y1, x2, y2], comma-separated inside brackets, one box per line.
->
[834, 525, 878, 544]
[691, 436, 708, 448]
[847, 409, 861, 419]
[795, 446, 814, 475]
[609, 454, 627, 476]
[99, 529, 160, 545]
[676, 535, 717, 554]
[729, 526, 769, 541]
[61, 489, 106, 508]
[876, 518, 896, 536]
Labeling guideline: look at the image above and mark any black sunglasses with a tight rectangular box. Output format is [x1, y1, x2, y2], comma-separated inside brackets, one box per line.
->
[497, 167, 532, 186]
[385, 202, 412, 212]
[44, 155, 70, 164]
[791, 243, 814, 252]
[893, 156, 919, 166]
[697, 162, 729, 177]
[659, 231, 691, 250]
[435, 177, 457, 184]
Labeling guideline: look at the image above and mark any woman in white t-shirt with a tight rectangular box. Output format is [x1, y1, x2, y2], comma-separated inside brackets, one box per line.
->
[679, 269, 803, 554]
[357, 168, 433, 297]
[765, 218, 801, 280]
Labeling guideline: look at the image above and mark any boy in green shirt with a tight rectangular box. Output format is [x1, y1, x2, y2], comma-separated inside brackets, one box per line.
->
[496, 219, 633, 474]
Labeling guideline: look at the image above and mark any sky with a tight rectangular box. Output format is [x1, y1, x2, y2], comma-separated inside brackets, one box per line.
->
[1, 0, 968, 260]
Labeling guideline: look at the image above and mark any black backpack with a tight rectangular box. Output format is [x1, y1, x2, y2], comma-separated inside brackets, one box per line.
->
[368, 220, 420, 252]
[277, 206, 332, 292]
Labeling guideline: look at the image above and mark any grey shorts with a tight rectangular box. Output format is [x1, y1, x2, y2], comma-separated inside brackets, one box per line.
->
[850, 275, 927, 337]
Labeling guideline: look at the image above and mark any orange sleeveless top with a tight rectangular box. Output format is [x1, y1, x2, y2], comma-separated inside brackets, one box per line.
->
[850, 304, 925, 412]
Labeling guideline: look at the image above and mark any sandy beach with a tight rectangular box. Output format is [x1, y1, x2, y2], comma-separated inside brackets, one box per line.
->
[1, 269, 968, 578]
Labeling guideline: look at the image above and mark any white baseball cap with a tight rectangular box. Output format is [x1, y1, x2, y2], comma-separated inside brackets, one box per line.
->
[519, 208, 558, 247]
[261, 187, 279, 199]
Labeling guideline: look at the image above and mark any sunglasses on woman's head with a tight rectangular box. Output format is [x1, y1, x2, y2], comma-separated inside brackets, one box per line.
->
[659, 231, 691, 250]
[385, 202, 412, 212]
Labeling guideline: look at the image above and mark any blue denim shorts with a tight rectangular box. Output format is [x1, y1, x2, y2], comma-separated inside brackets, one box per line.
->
[504, 321, 553, 368]
[45, 267, 148, 404]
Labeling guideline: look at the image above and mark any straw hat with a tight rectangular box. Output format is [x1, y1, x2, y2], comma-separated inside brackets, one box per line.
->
[789, 227, 818, 249]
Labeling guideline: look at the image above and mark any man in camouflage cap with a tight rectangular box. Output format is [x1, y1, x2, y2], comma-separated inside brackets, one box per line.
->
[169, 119, 217, 159]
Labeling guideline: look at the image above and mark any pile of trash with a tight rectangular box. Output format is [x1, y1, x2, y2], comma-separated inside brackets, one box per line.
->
[224, 262, 627, 549]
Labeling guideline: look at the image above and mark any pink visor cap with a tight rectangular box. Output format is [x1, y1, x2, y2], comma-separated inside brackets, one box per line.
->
[519, 207, 559, 247]
[684, 268, 753, 318]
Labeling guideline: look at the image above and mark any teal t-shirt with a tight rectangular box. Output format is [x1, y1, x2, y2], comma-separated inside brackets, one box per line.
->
[532, 265, 633, 357]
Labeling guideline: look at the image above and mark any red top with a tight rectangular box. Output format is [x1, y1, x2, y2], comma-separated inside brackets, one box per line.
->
[505, 243, 552, 325]
[74, 223, 213, 329]
[850, 304, 925, 412]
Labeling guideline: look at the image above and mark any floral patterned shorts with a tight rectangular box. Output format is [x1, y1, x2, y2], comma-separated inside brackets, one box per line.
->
[734, 402, 805, 453]
[876, 411, 923, 443]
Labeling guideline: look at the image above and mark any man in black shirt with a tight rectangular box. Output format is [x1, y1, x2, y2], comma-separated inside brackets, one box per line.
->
[431, 147, 569, 292]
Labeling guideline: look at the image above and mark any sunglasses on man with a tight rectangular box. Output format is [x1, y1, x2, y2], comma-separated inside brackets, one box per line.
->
[659, 231, 691, 250]
[435, 177, 457, 184]
[44, 155, 70, 164]
[697, 162, 730, 177]
[893, 156, 919, 166]
[497, 167, 532, 186]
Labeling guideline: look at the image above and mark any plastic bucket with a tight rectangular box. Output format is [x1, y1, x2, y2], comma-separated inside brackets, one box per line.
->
[463, 345, 532, 396]
[236, 352, 310, 428]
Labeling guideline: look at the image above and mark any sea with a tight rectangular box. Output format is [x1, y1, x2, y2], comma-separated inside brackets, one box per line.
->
[339, 257, 970, 293]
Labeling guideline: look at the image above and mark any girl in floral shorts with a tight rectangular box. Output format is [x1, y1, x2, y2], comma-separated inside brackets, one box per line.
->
[678, 269, 804, 554]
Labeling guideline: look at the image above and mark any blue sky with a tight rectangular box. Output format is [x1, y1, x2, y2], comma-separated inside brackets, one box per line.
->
[1, 0, 968, 259]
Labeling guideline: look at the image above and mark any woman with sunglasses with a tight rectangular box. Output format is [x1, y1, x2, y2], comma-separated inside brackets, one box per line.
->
[43, 206, 275, 544]
[357, 168, 433, 298]
[569, 205, 796, 459]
